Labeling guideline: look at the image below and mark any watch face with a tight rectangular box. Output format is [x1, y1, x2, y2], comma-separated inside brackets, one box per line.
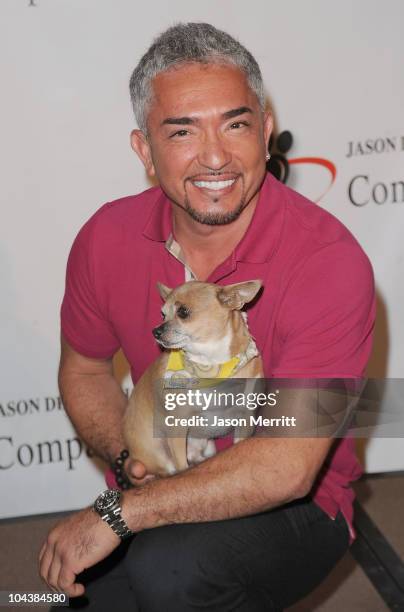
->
[94, 489, 120, 513]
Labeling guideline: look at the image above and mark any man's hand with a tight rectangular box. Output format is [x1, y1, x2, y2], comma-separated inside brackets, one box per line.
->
[39, 507, 120, 597]
[125, 457, 156, 487]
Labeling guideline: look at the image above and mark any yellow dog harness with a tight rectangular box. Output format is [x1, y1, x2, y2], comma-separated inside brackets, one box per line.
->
[164, 338, 259, 381]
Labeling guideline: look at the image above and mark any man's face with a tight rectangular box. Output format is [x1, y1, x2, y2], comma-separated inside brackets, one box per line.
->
[131, 62, 272, 225]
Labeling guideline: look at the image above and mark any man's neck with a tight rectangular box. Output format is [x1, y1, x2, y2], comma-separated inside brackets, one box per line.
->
[171, 194, 259, 281]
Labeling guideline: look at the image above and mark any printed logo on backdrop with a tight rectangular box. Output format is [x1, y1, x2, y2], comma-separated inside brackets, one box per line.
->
[269, 130, 404, 206]
[346, 135, 404, 206]
[0, 388, 132, 473]
[267, 131, 337, 202]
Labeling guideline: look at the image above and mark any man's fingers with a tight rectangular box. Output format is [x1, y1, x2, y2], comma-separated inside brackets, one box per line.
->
[124, 458, 156, 486]
[129, 472, 156, 487]
[47, 553, 63, 592]
[43, 548, 85, 598]
[58, 566, 85, 598]
[135, 474, 156, 485]
[38, 542, 47, 564]
[39, 541, 55, 589]
[67, 582, 85, 598]
[127, 459, 147, 479]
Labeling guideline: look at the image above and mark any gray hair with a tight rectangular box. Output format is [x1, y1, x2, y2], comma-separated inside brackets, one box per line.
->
[129, 22, 265, 133]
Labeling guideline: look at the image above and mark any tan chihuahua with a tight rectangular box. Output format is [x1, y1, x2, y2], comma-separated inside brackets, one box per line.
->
[123, 280, 263, 477]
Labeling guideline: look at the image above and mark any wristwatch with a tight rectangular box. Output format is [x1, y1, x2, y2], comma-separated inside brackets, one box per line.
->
[93, 488, 133, 540]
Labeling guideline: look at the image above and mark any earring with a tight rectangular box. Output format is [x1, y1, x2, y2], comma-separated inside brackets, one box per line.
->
[266, 152, 271, 161]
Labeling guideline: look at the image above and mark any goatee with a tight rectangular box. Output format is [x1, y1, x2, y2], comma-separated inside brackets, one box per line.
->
[183, 197, 247, 226]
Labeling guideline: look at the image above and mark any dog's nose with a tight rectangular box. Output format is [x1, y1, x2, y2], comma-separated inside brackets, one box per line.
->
[152, 325, 164, 339]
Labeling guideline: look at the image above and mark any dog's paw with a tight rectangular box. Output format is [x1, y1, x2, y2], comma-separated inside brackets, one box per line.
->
[187, 437, 206, 464]
[202, 439, 216, 458]
[187, 438, 216, 465]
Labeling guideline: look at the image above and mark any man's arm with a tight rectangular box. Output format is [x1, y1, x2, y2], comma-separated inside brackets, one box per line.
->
[58, 333, 127, 465]
[39, 432, 333, 596]
[123, 435, 333, 531]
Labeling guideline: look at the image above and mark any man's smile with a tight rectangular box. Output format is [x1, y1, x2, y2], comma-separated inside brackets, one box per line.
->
[193, 179, 235, 190]
[187, 174, 241, 196]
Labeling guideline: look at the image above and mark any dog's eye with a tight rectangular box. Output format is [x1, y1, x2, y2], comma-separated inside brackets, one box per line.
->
[161, 311, 166, 320]
[177, 305, 190, 320]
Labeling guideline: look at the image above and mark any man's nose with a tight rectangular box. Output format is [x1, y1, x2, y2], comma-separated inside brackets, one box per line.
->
[197, 135, 232, 170]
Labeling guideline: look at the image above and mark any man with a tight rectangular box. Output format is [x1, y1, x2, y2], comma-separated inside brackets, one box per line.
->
[39, 23, 375, 611]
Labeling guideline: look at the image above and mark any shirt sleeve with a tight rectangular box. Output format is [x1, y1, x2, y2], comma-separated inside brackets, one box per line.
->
[271, 241, 376, 378]
[60, 214, 121, 359]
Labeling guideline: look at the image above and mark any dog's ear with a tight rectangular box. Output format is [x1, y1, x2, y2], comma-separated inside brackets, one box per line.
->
[217, 280, 262, 310]
[157, 282, 173, 301]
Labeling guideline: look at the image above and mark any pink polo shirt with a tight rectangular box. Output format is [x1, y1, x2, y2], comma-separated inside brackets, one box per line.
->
[61, 173, 376, 541]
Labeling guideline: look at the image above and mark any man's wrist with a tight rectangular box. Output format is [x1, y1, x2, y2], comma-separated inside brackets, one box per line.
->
[121, 486, 148, 534]
[112, 449, 133, 490]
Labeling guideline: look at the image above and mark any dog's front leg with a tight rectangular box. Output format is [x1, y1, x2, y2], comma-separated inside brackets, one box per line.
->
[166, 436, 189, 472]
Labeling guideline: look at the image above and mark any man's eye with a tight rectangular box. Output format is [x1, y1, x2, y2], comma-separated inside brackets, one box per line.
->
[230, 121, 249, 130]
[170, 129, 189, 138]
[177, 305, 190, 319]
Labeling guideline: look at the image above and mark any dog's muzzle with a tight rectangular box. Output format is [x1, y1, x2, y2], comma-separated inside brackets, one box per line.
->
[152, 323, 167, 340]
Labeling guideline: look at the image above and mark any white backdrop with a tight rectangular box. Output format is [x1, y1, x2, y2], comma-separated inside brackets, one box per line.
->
[1, 0, 403, 519]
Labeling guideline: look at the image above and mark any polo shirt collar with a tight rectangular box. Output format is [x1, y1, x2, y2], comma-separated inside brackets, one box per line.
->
[142, 173, 285, 264]
[142, 190, 173, 242]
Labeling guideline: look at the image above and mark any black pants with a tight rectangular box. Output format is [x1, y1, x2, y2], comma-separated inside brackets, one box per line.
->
[61, 497, 349, 612]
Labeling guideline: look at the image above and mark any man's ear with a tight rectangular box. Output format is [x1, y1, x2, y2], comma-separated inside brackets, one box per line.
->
[263, 111, 273, 155]
[217, 280, 263, 310]
[130, 129, 156, 177]
[157, 282, 172, 301]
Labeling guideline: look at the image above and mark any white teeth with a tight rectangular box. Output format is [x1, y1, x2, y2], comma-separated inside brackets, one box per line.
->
[193, 179, 236, 190]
